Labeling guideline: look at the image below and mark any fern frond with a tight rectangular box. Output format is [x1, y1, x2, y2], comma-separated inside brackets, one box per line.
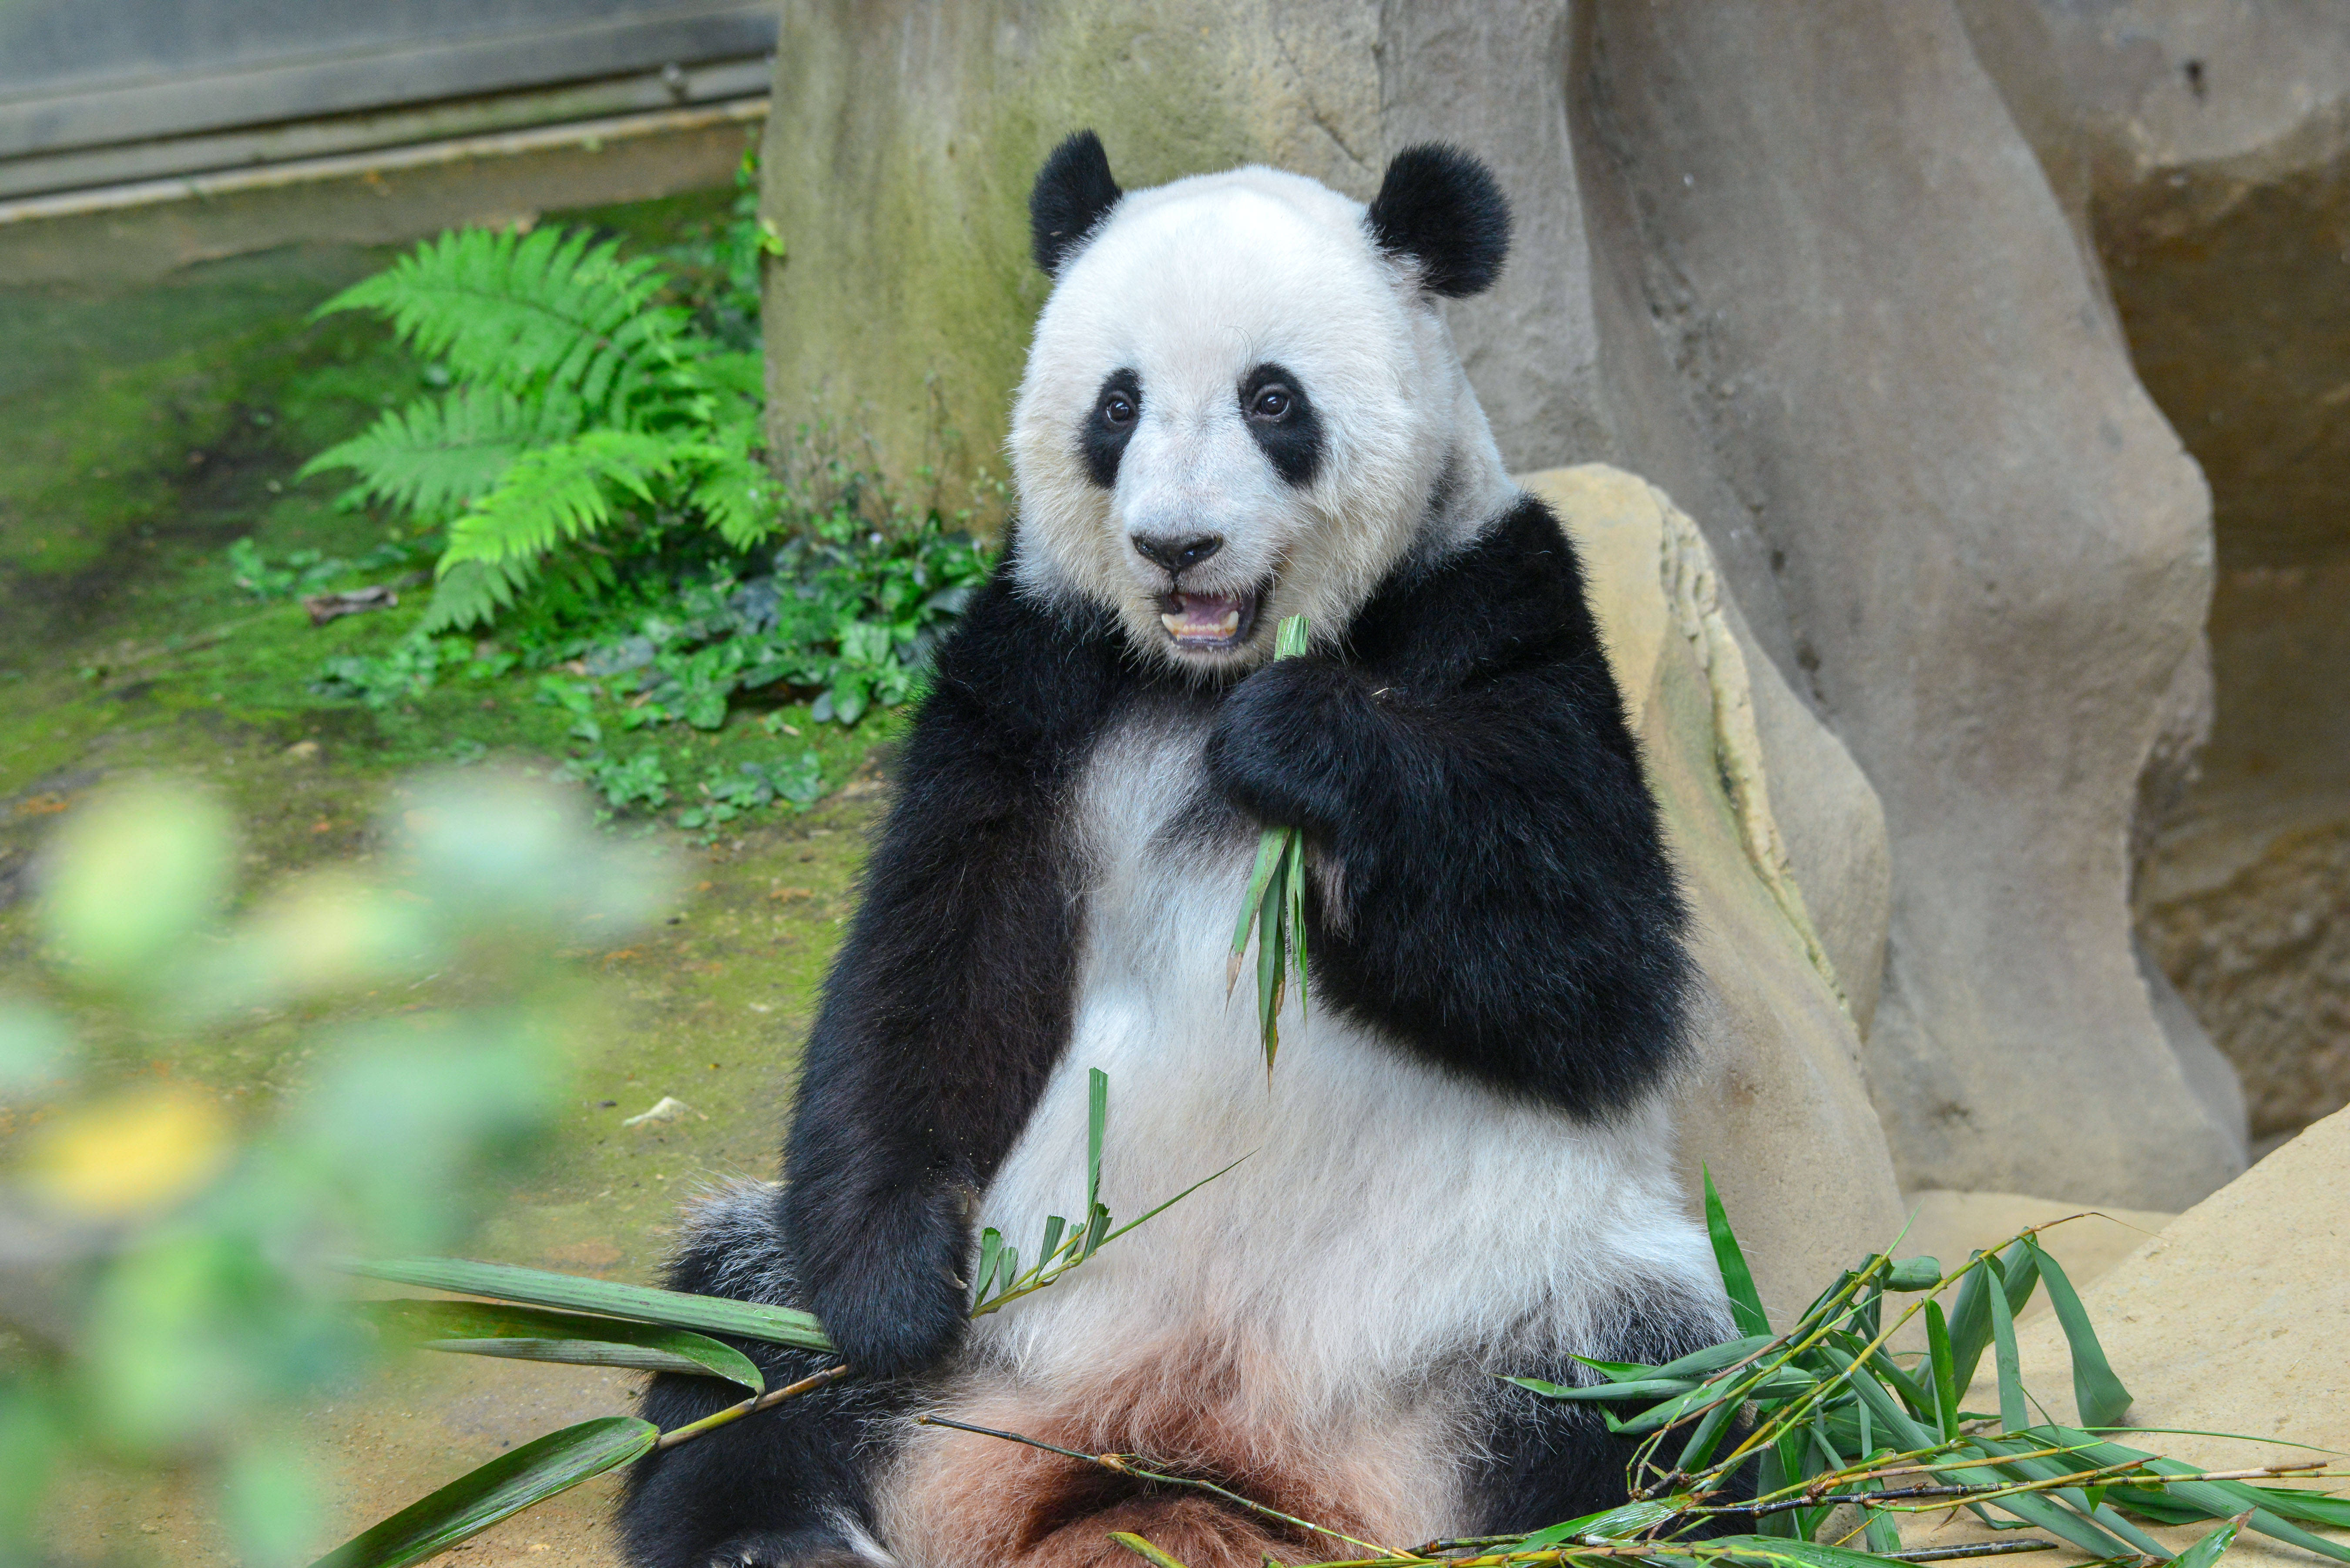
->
[668, 396, 779, 549]
[686, 448, 781, 550]
[419, 556, 540, 633]
[441, 429, 676, 569]
[315, 227, 686, 416]
[297, 388, 582, 521]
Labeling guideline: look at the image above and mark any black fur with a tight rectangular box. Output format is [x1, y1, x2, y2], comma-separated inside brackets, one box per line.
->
[1029, 130, 1124, 276]
[622, 499, 1697, 1560]
[776, 543, 1176, 1380]
[1239, 362, 1322, 487]
[621, 1205, 910, 1568]
[1205, 493, 1690, 1114]
[1364, 144, 1513, 298]
[1082, 367, 1142, 488]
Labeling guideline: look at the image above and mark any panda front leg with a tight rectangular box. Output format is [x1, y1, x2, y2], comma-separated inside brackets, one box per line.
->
[618, 1183, 910, 1568]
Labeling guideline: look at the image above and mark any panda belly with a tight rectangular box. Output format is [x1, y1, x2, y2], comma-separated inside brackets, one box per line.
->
[878, 710, 1722, 1562]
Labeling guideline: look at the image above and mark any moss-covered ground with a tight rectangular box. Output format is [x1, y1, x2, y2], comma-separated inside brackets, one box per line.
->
[0, 190, 900, 1564]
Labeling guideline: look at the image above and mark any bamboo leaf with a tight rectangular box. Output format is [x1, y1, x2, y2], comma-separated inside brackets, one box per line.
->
[2025, 1240, 2132, 1429]
[1518, 1499, 1678, 1548]
[1948, 1242, 2039, 1395]
[2174, 1514, 2253, 1568]
[1229, 831, 1286, 965]
[1038, 1216, 1067, 1270]
[1702, 1167, 1771, 1337]
[974, 1228, 1002, 1305]
[309, 1416, 655, 1568]
[358, 1300, 761, 1390]
[1984, 1256, 2028, 1434]
[1926, 1300, 1960, 1442]
[338, 1258, 831, 1352]
[1086, 1065, 1108, 1226]
[1507, 1376, 1702, 1403]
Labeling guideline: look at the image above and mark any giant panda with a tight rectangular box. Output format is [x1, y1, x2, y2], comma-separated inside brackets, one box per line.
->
[620, 131, 1737, 1568]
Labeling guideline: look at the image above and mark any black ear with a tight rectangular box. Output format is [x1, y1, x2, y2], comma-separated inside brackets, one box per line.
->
[1030, 130, 1124, 277]
[1364, 144, 1511, 298]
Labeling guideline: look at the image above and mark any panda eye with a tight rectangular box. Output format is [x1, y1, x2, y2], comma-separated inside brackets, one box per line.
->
[1249, 385, 1294, 421]
[1099, 391, 1137, 428]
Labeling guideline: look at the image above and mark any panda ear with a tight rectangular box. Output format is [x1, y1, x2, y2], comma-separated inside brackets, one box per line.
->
[1364, 144, 1512, 299]
[1030, 131, 1124, 278]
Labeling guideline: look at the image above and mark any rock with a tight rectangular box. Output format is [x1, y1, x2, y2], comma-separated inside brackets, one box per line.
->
[763, 0, 2241, 1210]
[1993, 1103, 2350, 1461]
[1901, 1108, 2350, 1566]
[1531, 465, 1904, 1323]
[1964, 2, 2350, 1153]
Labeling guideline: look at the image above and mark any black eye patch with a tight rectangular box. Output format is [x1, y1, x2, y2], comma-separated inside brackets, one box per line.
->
[1240, 362, 1321, 488]
[1081, 367, 1142, 489]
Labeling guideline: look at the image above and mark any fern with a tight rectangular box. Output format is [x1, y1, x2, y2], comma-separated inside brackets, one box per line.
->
[306, 220, 788, 630]
[299, 387, 583, 521]
[315, 228, 685, 420]
[442, 429, 675, 570]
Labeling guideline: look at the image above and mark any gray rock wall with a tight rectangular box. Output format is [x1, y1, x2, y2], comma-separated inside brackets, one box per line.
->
[761, 0, 2246, 1210]
[1963, 0, 2350, 1150]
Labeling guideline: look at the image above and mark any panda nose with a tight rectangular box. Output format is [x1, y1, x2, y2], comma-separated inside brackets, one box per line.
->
[1131, 532, 1225, 576]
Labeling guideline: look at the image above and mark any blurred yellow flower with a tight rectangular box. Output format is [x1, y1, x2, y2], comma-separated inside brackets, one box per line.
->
[23, 1086, 231, 1218]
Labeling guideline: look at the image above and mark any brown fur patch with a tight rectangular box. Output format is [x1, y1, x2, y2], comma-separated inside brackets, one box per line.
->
[877, 1339, 1461, 1567]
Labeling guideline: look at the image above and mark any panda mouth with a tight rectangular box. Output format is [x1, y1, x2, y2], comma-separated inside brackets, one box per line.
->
[1155, 588, 1262, 651]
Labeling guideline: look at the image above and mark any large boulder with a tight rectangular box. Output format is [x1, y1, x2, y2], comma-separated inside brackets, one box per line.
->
[761, 0, 2240, 1208]
[1532, 464, 1903, 1324]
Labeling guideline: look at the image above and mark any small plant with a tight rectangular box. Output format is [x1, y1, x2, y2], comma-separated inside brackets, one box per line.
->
[228, 536, 413, 601]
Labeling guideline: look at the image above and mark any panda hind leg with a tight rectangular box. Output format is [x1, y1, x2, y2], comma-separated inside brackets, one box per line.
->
[1466, 1291, 1756, 1539]
[616, 1182, 906, 1568]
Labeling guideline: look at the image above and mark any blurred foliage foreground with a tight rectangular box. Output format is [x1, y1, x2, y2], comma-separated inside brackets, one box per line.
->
[0, 772, 674, 1565]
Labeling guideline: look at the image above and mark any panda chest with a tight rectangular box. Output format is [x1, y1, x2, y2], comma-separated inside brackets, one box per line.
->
[1068, 709, 1265, 1066]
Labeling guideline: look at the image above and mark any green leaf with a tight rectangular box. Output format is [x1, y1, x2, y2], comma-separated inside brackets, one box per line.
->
[973, 1228, 1002, 1304]
[1507, 1376, 1701, 1403]
[1086, 1065, 1108, 1226]
[1516, 1498, 1676, 1548]
[1037, 1216, 1067, 1270]
[2024, 1240, 2132, 1429]
[1885, 1256, 1942, 1291]
[1229, 830, 1286, 958]
[2175, 1514, 2252, 1568]
[1705, 1535, 1922, 1568]
[309, 1416, 656, 1568]
[1703, 1167, 1771, 1337]
[359, 1300, 762, 1390]
[1926, 1300, 1960, 1441]
[1984, 1255, 2028, 1433]
[338, 1258, 831, 1351]
[1947, 1240, 2039, 1394]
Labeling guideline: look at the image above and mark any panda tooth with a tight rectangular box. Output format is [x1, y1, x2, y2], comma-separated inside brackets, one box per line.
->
[1215, 611, 1239, 633]
[1160, 612, 1186, 636]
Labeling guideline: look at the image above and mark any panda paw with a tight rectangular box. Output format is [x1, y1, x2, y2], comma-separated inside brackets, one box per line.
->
[704, 1528, 876, 1568]
[1205, 657, 1366, 831]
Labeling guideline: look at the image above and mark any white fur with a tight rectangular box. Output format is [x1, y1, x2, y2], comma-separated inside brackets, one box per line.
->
[1008, 166, 1517, 671]
[961, 712, 1722, 1475]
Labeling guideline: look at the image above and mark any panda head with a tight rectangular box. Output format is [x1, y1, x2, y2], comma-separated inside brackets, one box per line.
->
[1009, 131, 1519, 674]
